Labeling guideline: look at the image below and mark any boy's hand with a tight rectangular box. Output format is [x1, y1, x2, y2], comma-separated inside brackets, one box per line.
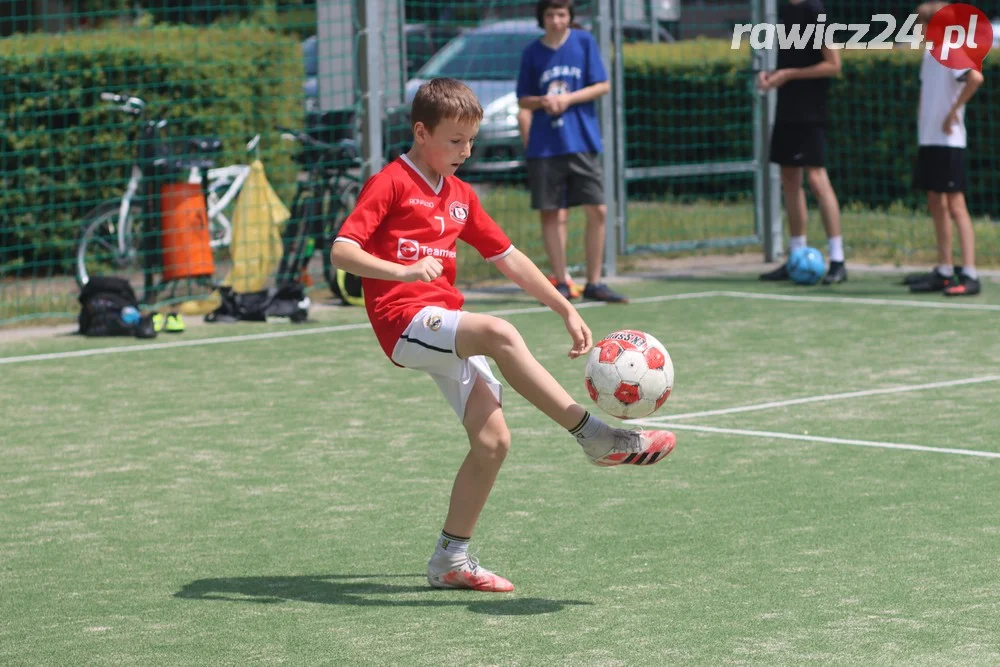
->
[541, 94, 569, 116]
[563, 310, 593, 359]
[756, 71, 769, 91]
[942, 109, 960, 135]
[399, 256, 443, 283]
[759, 69, 792, 90]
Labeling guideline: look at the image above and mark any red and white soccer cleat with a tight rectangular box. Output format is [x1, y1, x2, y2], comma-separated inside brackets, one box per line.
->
[588, 428, 676, 467]
[427, 554, 514, 592]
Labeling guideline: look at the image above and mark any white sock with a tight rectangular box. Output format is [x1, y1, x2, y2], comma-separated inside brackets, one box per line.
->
[962, 266, 978, 279]
[434, 531, 469, 561]
[936, 264, 955, 277]
[828, 236, 844, 262]
[570, 411, 619, 459]
[569, 411, 611, 442]
[789, 235, 807, 253]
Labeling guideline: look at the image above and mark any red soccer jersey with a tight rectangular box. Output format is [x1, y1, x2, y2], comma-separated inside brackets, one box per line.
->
[335, 155, 514, 361]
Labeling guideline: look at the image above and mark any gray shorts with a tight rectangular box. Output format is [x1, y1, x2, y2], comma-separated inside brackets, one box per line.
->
[526, 152, 604, 211]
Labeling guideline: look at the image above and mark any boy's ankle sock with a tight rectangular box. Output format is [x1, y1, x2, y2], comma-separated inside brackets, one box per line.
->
[828, 236, 844, 262]
[961, 266, 978, 280]
[433, 530, 470, 562]
[569, 410, 610, 441]
[789, 235, 807, 253]
[937, 264, 955, 277]
[570, 411, 618, 459]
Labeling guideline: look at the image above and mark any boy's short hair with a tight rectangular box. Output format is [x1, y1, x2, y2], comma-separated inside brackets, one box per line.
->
[916, 2, 949, 25]
[536, 0, 574, 29]
[410, 78, 483, 132]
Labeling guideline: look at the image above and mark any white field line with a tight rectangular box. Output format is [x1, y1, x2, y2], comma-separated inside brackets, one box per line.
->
[716, 290, 1000, 312]
[625, 421, 1000, 460]
[0, 291, 722, 365]
[634, 376, 1000, 423]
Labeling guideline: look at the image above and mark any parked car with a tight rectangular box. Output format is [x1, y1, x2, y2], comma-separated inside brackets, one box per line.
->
[403, 20, 543, 175]
[303, 25, 462, 112]
[405, 23, 466, 77]
[400, 19, 676, 176]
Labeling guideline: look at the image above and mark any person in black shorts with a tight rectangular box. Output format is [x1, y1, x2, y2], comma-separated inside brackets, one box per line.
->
[757, 0, 847, 284]
[905, 2, 984, 296]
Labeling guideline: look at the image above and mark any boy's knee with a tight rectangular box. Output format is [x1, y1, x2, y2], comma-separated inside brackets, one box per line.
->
[946, 193, 968, 218]
[805, 168, 827, 192]
[482, 318, 523, 355]
[473, 427, 511, 463]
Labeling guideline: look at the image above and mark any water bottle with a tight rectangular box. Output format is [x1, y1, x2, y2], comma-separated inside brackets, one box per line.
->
[120, 305, 141, 327]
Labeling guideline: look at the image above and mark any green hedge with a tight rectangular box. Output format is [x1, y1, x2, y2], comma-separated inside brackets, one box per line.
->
[622, 41, 1000, 217]
[0, 24, 302, 274]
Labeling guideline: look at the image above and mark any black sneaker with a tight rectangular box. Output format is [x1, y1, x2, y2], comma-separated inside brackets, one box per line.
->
[902, 265, 962, 286]
[943, 272, 981, 297]
[759, 263, 790, 281]
[554, 282, 575, 301]
[582, 282, 629, 303]
[909, 269, 954, 293]
[821, 261, 848, 285]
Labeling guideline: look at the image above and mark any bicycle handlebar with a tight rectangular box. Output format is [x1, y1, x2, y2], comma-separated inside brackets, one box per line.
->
[100, 91, 146, 115]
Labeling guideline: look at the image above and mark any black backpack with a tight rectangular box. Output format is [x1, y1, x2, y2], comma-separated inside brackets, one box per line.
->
[78, 276, 156, 338]
[205, 283, 310, 324]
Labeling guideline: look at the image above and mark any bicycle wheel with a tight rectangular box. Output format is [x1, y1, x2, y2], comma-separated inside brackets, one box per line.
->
[76, 201, 144, 288]
[322, 177, 361, 292]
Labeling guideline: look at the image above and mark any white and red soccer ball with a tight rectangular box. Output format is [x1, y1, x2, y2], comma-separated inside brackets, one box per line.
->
[585, 329, 673, 419]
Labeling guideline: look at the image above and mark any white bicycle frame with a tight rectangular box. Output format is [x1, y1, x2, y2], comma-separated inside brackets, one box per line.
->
[114, 134, 259, 256]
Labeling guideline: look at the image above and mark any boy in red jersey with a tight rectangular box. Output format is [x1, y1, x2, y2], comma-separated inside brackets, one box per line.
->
[332, 78, 675, 593]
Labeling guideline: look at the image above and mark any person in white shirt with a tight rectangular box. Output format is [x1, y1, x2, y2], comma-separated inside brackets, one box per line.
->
[908, 2, 985, 296]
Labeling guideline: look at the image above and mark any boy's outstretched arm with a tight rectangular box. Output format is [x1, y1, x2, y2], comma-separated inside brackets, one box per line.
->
[331, 240, 443, 283]
[494, 249, 593, 358]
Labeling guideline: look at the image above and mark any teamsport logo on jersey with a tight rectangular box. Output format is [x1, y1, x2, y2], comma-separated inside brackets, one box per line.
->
[449, 201, 469, 224]
[397, 238, 420, 260]
[732, 4, 992, 71]
[409, 197, 434, 208]
[396, 237, 457, 261]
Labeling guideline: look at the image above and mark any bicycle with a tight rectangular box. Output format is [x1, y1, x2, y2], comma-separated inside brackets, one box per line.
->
[75, 92, 260, 302]
[274, 112, 363, 303]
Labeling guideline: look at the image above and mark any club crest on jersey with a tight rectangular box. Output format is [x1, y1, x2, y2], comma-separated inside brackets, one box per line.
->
[397, 238, 419, 260]
[449, 201, 469, 224]
[425, 314, 443, 331]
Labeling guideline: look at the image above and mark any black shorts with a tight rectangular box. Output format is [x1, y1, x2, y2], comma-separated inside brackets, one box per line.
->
[769, 123, 826, 167]
[914, 146, 966, 193]
[526, 152, 604, 211]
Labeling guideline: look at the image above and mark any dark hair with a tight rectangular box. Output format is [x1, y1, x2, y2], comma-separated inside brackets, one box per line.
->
[536, 0, 574, 29]
[410, 78, 483, 132]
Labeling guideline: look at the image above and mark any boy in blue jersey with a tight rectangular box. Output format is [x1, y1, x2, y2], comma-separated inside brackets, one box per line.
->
[517, 0, 627, 303]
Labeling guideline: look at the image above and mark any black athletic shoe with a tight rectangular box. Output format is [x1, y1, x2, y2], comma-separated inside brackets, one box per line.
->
[759, 263, 791, 281]
[583, 282, 629, 303]
[554, 282, 575, 301]
[821, 261, 848, 285]
[943, 272, 982, 297]
[909, 269, 954, 293]
[902, 265, 962, 286]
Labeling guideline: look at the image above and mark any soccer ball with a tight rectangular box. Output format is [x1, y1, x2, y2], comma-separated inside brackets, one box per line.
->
[584, 330, 674, 419]
[787, 246, 826, 285]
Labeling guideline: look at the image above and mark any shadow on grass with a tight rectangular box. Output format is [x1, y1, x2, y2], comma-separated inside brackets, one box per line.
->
[175, 574, 592, 616]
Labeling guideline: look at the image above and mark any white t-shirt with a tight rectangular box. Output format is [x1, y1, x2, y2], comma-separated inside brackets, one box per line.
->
[918, 51, 970, 148]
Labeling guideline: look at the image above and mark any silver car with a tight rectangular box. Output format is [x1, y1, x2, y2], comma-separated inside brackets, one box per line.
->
[404, 20, 544, 175]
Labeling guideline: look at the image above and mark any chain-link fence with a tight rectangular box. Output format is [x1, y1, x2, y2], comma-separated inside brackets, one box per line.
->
[1, 1, 998, 324]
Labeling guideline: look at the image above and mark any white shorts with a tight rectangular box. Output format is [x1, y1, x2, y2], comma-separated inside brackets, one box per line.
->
[391, 306, 502, 422]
